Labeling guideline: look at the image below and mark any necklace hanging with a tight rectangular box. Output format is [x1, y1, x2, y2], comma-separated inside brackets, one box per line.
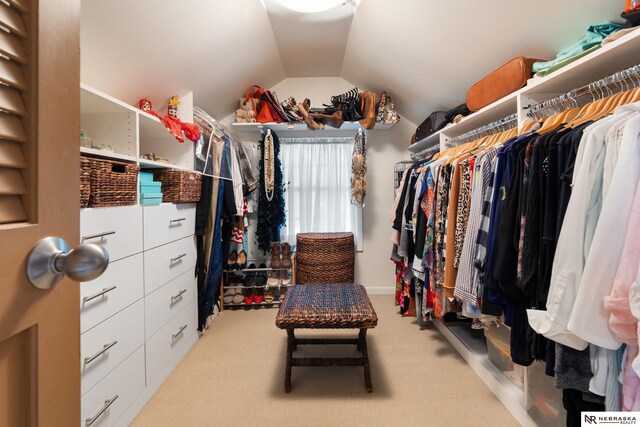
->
[264, 131, 275, 202]
[351, 129, 367, 207]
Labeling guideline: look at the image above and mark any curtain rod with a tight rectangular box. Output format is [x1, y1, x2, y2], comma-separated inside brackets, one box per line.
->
[526, 63, 640, 118]
[279, 137, 355, 144]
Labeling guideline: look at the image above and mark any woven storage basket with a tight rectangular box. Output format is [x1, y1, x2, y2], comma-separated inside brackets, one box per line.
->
[153, 170, 202, 203]
[89, 158, 138, 207]
[295, 232, 355, 284]
[80, 156, 91, 208]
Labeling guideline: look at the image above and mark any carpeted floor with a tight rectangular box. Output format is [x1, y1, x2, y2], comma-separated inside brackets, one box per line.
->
[132, 295, 519, 427]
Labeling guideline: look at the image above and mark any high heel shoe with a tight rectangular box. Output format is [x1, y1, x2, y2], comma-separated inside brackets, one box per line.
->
[297, 99, 324, 130]
[236, 250, 247, 270]
[225, 250, 238, 270]
[310, 110, 343, 129]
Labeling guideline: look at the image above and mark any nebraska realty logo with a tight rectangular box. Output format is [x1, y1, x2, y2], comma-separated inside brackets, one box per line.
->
[582, 412, 640, 425]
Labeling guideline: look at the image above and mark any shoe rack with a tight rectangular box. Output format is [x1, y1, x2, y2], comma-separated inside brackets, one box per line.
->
[219, 254, 296, 311]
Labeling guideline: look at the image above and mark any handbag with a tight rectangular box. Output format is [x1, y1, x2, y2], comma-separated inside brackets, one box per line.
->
[375, 91, 400, 125]
[245, 85, 274, 123]
[415, 111, 447, 141]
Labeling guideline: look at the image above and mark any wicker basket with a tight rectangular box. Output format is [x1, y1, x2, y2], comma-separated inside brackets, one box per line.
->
[89, 158, 139, 207]
[295, 232, 355, 284]
[80, 156, 91, 208]
[153, 170, 202, 203]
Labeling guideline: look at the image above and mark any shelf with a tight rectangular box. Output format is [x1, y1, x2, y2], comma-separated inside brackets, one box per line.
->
[222, 284, 293, 289]
[80, 147, 138, 163]
[522, 27, 640, 98]
[439, 92, 518, 140]
[223, 267, 293, 273]
[408, 131, 441, 156]
[81, 84, 137, 115]
[232, 121, 393, 132]
[139, 159, 191, 170]
[223, 301, 283, 307]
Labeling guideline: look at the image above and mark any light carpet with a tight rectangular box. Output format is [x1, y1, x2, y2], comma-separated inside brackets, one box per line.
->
[132, 295, 519, 427]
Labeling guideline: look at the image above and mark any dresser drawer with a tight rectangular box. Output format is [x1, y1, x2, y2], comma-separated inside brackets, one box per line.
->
[81, 300, 144, 396]
[81, 205, 143, 262]
[80, 253, 144, 333]
[81, 346, 145, 427]
[145, 299, 197, 384]
[143, 203, 196, 250]
[144, 235, 196, 295]
[145, 269, 197, 339]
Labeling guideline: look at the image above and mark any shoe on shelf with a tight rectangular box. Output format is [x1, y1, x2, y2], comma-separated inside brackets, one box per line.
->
[281, 242, 293, 269]
[225, 250, 238, 270]
[223, 287, 235, 305]
[297, 99, 324, 130]
[310, 110, 343, 129]
[232, 292, 244, 304]
[236, 250, 247, 270]
[359, 91, 376, 130]
[281, 270, 291, 285]
[268, 270, 280, 287]
[270, 243, 282, 269]
[243, 263, 257, 287]
[256, 263, 268, 287]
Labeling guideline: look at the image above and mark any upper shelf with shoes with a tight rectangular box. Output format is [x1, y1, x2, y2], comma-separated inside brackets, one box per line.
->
[234, 86, 399, 134]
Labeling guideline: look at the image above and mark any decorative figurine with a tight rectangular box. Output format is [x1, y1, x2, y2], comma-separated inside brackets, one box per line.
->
[167, 96, 180, 119]
[139, 98, 153, 113]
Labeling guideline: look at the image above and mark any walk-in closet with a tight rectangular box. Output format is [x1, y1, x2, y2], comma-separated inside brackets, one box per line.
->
[1, 1, 639, 426]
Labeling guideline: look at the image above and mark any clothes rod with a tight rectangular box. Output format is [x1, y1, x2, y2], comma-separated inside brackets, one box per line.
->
[526, 63, 640, 118]
[446, 113, 518, 146]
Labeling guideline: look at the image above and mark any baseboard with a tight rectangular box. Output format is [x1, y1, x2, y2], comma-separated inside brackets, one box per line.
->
[364, 286, 395, 295]
[115, 331, 199, 427]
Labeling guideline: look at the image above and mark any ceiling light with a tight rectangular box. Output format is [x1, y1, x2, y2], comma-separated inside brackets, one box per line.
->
[274, 0, 346, 13]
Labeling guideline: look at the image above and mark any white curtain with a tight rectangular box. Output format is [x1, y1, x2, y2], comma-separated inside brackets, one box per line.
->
[279, 137, 363, 250]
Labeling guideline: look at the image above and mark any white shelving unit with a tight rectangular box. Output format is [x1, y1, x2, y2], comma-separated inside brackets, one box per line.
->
[410, 27, 640, 427]
[410, 28, 640, 158]
[232, 120, 394, 138]
[80, 83, 196, 172]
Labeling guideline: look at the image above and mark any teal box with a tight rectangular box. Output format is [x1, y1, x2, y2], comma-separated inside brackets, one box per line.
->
[140, 182, 162, 193]
[139, 172, 155, 183]
[141, 192, 163, 200]
[140, 197, 162, 206]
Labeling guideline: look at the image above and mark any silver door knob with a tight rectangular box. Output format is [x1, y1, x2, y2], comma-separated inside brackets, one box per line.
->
[27, 237, 109, 290]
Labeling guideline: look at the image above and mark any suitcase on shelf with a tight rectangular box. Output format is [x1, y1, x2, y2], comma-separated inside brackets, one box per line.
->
[415, 111, 447, 142]
[466, 57, 543, 112]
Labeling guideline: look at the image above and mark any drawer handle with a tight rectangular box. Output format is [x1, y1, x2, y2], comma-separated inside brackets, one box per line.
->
[82, 231, 116, 242]
[83, 286, 117, 303]
[170, 289, 188, 303]
[170, 253, 187, 263]
[85, 394, 118, 426]
[172, 324, 188, 341]
[169, 218, 186, 225]
[84, 341, 118, 365]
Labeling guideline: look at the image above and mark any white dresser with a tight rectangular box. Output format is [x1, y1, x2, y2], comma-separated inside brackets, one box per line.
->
[79, 203, 198, 427]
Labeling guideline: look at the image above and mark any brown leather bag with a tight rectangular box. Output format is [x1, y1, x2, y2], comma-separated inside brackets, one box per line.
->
[466, 57, 543, 112]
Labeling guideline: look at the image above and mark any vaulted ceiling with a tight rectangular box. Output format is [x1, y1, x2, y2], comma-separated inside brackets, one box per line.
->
[81, 0, 623, 126]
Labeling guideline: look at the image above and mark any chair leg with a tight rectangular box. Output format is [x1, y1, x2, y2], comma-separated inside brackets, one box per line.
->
[285, 329, 295, 392]
[359, 329, 372, 392]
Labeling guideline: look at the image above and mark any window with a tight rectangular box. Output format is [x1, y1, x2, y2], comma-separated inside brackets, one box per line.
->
[279, 137, 363, 250]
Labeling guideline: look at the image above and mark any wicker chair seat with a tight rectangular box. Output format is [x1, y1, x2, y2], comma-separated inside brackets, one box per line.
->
[276, 283, 378, 330]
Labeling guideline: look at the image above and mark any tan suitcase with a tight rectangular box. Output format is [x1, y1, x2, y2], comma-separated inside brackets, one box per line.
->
[466, 57, 543, 112]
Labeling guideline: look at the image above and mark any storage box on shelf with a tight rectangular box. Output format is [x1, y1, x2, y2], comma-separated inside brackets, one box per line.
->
[88, 157, 139, 207]
[152, 170, 202, 203]
[139, 171, 163, 206]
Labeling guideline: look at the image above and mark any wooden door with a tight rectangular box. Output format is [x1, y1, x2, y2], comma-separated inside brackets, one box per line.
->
[0, 0, 81, 426]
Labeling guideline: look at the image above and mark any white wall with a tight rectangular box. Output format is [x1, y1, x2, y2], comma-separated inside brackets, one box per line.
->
[220, 77, 415, 293]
